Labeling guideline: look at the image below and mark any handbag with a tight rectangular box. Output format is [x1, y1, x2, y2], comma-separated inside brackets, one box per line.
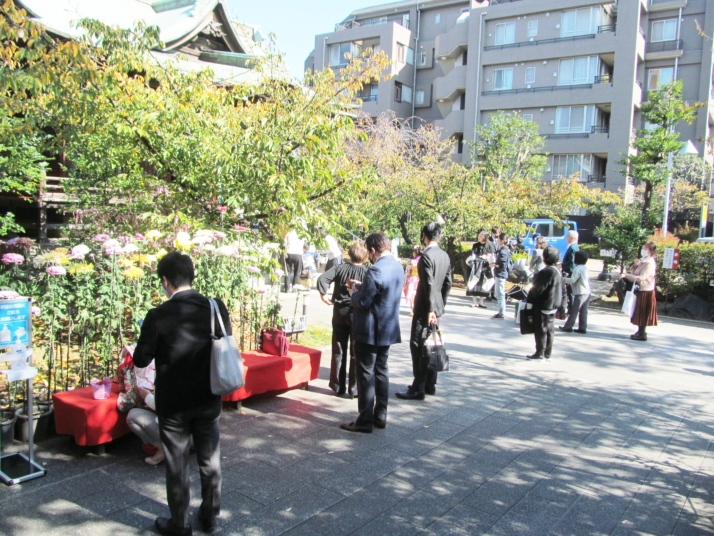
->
[520, 307, 535, 335]
[622, 285, 638, 318]
[209, 299, 245, 396]
[260, 327, 289, 357]
[423, 326, 449, 372]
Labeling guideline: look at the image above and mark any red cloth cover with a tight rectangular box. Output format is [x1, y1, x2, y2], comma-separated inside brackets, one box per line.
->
[53, 382, 131, 446]
[222, 344, 321, 403]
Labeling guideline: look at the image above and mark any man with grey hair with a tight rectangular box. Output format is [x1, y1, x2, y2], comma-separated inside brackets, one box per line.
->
[560, 230, 580, 317]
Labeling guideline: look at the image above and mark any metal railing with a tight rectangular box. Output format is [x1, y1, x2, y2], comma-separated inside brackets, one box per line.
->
[645, 39, 683, 54]
[484, 33, 594, 51]
[597, 24, 616, 33]
[359, 95, 378, 102]
[594, 74, 613, 84]
[336, 16, 409, 32]
[490, 0, 524, 4]
[588, 175, 606, 184]
[482, 83, 592, 96]
[544, 133, 590, 139]
[591, 125, 610, 134]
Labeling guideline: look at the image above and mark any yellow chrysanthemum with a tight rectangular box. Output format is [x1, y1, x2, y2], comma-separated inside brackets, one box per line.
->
[119, 258, 135, 268]
[145, 230, 163, 240]
[122, 266, 145, 280]
[54, 248, 69, 255]
[175, 235, 192, 250]
[156, 249, 168, 259]
[40, 251, 70, 266]
[131, 254, 152, 266]
[68, 263, 95, 275]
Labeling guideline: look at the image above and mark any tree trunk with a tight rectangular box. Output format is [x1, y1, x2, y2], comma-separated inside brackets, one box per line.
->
[641, 181, 653, 225]
[398, 213, 413, 245]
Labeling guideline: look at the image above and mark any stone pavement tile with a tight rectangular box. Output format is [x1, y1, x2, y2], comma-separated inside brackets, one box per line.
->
[619, 492, 689, 535]
[389, 420, 467, 457]
[498, 418, 560, 442]
[0, 497, 100, 536]
[217, 490, 267, 528]
[281, 524, 326, 536]
[444, 405, 497, 428]
[485, 494, 568, 536]
[421, 504, 499, 536]
[58, 519, 154, 536]
[528, 465, 592, 507]
[460, 463, 547, 517]
[549, 491, 632, 536]
[103, 497, 168, 532]
[386, 482, 473, 529]
[351, 514, 421, 536]
[301, 475, 416, 535]
[220, 483, 343, 536]
[389, 444, 472, 489]
[316, 447, 413, 497]
[671, 513, 714, 536]
[71, 472, 148, 516]
[221, 459, 284, 500]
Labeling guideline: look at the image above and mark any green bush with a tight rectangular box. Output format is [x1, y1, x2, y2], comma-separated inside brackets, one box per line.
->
[651, 237, 714, 300]
[578, 244, 601, 260]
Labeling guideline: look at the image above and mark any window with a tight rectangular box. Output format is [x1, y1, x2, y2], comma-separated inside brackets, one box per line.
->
[533, 223, 551, 237]
[552, 154, 593, 181]
[462, 51, 468, 65]
[528, 20, 538, 37]
[525, 67, 536, 84]
[330, 42, 362, 67]
[434, 13, 440, 24]
[395, 82, 402, 102]
[651, 19, 677, 42]
[648, 67, 674, 90]
[460, 93, 466, 110]
[561, 7, 599, 37]
[415, 89, 425, 105]
[397, 44, 407, 63]
[558, 56, 599, 85]
[402, 84, 413, 103]
[493, 68, 513, 90]
[523, 113, 534, 122]
[406, 47, 415, 65]
[495, 22, 516, 45]
[456, 133, 464, 154]
[555, 106, 596, 133]
[418, 51, 427, 66]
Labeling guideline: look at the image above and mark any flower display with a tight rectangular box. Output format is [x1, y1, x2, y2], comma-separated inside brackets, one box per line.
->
[246, 266, 261, 274]
[39, 250, 70, 266]
[131, 254, 152, 265]
[46, 265, 67, 276]
[122, 266, 144, 280]
[6, 237, 35, 250]
[213, 231, 227, 240]
[2, 253, 24, 265]
[204, 244, 215, 252]
[145, 230, 163, 240]
[104, 246, 123, 256]
[93, 233, 110, 242]
[217, 206, 227, 213]
[134, 233, 146, 242]
[71, 244, 91, 256]
[31, 306, 41, 316]
[102, 239, 121, 249]
[122, 244, 139, 254]
[0, 290, 20, 299]
[234, 225, 250, 232]
[216, 245, 238, 257]
[67, 263, 95, 275]
[175, 232, 192, 250]
[156, 248, 168, 259]
[274, 269, 285, 277]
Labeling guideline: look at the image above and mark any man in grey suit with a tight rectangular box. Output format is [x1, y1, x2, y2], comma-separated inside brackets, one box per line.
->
[397, 222, 452, 400]
[341, 232, 405, 433]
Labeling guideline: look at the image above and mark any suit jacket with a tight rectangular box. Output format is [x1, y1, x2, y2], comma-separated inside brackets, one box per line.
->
[527, 266, 562, 312]
[133, 290, 231, 418]
[562, 243, 579, 275]
[413, 244, 452, 322]
[351, 254, 405, 346]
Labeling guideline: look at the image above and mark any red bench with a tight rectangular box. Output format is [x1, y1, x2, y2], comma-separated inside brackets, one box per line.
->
[53, 344, 322, 450]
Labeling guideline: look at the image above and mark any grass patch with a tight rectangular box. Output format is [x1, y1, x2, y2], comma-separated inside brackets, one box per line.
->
[291, 325, 332, 349]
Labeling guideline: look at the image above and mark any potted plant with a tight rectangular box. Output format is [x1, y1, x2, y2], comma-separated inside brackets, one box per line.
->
[1, 408, 17, 452]
[511, 251, 529, 269]
[15, 401, 54, 443]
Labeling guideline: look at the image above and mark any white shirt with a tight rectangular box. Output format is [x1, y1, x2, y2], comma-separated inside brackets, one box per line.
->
[285, 231, 304, 255]
[325, 235, 341, 259]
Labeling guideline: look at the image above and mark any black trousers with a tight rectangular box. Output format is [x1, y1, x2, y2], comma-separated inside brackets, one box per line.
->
[532, 310, 555, 358]
[325, 257, 342, 271]
[285, 254, 303, 288]
[159, 398, 222, 528]
[409, 315, 437, 393]
[354, 341, 389, 426]
[329, 307, 356, 396]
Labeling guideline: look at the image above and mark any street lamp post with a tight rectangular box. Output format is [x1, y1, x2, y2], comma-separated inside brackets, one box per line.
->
[662, 140, 699, 235]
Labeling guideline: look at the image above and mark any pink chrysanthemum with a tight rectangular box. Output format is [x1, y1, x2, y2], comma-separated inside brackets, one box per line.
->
[46, 265, 67, 276]
[93, 234, 110, 242]
[1, 253, 24, 265]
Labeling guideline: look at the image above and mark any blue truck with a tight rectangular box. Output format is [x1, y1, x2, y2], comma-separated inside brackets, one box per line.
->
[518, 219, 579, 258]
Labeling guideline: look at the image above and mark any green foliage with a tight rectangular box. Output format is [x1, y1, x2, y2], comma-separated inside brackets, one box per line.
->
[621, 81, 700, 226]
[595, 203, 652, 272]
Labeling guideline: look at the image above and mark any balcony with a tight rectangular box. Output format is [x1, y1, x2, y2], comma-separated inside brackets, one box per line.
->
[649, 0, 687, 12]
[481, 83, 592, 97]
[435, 65, 466, 101]
[645, 39, 684, 60]
[358, 95, 378, 103]
[484, 33, 595, 52]
[435, 19, 469, 59]
[434, 110, 465, 138]
[544, 133, 590, 140]
[587, 175, 606, 185]
[591, 125, 610, 136]
[594, 74, 613, 84]
[597, 24, 616, 34]
[336, 16, 409, 32]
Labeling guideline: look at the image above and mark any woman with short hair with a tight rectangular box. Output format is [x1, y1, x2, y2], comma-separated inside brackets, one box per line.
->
[559, 250, 591, 334]
[620, 241, 658, 341]
[466, 231, 496, 308]
[525, 246, 562, 359]
[529, 235, 547, 274]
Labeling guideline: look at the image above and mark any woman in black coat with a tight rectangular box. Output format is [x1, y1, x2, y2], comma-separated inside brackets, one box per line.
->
[466, 231, 496, 308]
[525, 246, 562, 360]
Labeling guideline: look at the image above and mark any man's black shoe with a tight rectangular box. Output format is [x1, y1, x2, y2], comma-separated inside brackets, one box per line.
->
[155, 517, 192, 536]
[396, 389, 425, 400]
[425, 386, 436, 396]
[373, 417, 387, 429]
[196, 514, 216, 534]
[573, 329, 587, 334]
[526, 353, 544, 360]
[340, 421, 373, 433]
[558, 326, 573, 333]
[544, 355, 551, 359]
[491, 313, 504, 319]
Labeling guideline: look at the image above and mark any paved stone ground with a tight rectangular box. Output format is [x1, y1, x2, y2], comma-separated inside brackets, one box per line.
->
[1, 283, 714, 535]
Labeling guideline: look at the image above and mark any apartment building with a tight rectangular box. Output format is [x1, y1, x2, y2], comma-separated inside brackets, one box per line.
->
[305, 0, 714, 195]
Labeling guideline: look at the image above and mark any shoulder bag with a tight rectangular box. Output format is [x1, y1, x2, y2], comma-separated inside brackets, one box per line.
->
[209, 299, 245, 395]
[622, 284, 638, 318]
[260, 327, 289, 357]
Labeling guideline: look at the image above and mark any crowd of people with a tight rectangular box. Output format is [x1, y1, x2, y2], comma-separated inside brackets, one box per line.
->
[116, 222, 658, 536]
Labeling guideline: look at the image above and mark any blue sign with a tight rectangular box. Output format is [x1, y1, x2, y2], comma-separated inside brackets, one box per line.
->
[0, 298, 31, 347]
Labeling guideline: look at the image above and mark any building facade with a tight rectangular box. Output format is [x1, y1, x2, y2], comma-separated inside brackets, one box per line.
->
[305, 0, 714, 195]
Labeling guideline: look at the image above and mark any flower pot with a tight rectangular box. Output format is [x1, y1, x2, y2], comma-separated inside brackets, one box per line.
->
[15, 402, 54, 443]
[1, 410, 17, 452]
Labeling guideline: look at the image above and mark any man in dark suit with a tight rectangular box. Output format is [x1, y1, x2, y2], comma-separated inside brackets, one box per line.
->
[341, 232, 405, 433]
[397, 222, 452, 400]
[134, 252, 230, 535]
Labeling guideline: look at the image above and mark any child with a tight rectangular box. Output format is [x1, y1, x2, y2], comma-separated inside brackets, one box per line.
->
[559, 250, 590, 334]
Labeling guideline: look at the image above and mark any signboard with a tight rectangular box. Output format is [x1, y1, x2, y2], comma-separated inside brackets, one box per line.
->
[0, 298, 31, 347]
[663, 248, 680, 270]
[600, 249, 616, 258]
[701, 202, 709, 239]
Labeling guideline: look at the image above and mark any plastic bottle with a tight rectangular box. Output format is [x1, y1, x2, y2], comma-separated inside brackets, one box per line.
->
[9, 338, 26, 370]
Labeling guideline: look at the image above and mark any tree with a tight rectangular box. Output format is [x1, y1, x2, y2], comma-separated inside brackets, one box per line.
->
[595, 203, 651, 272]
[621, 81, 699, 226]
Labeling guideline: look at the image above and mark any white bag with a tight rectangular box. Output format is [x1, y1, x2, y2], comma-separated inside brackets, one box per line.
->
[621, 286, 638, 318]
[209, 299, 245, 396]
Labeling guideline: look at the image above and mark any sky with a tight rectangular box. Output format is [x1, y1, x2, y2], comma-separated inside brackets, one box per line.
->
[226, 0, 387, 80]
